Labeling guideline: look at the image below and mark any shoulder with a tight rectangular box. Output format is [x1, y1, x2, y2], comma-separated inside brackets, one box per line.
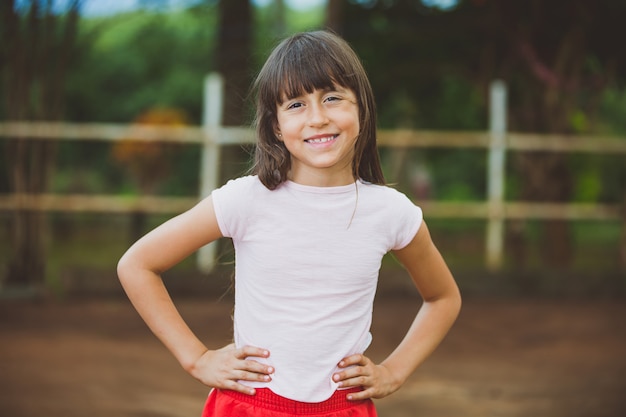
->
[218, 175, 262, 191]
[211, 176, 266, 237]
[359, 181, 419, 208]
[358, 182, 423, 247]
[213, 175, 267, 199]
[211, 175, 264, 212]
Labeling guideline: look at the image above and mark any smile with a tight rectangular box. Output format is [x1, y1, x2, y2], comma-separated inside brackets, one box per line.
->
[304, 135, 338, 144]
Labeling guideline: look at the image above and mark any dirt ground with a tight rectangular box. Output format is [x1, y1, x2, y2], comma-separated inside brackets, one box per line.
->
[1, 293, 625, 417]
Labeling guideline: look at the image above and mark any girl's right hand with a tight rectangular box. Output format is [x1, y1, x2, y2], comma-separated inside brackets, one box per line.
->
[188, 343, 274, 395]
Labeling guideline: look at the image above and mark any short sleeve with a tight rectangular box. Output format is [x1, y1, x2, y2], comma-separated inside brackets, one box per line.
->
[211, 176, 258, 238]
[388, 191, 423, 251]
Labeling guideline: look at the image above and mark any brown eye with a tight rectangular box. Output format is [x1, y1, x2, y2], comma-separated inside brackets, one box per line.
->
[287, 102, 304, 110]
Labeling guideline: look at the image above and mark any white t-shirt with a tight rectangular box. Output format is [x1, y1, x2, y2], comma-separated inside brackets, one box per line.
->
[211, 176, 423, 402]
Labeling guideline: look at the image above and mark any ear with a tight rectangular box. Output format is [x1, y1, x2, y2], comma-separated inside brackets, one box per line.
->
[273, 124, 283, 141]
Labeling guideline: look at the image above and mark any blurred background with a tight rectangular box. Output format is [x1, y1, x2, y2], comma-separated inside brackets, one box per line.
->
[1, 0, 624, 297]
[1, 1, 625, 416]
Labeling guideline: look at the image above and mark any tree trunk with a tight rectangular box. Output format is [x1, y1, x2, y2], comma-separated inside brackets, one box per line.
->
[325, 0, 343, 34]
[1, 0, 80, 290]
[216, 0, 252, 127]
[216, 0, 253, 182]
[498, 0, 593, 269]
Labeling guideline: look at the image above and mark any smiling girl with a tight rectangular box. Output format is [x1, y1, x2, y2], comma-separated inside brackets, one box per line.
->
[117, 30, 461, 417]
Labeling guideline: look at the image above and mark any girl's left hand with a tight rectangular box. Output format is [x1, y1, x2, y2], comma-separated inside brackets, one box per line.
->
[332, 354, 400, 400]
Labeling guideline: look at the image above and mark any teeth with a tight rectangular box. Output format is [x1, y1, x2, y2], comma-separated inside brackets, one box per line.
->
[306, 136, 335, 143]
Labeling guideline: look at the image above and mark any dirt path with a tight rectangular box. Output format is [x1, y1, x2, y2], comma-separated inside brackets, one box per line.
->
[1, 295, 624, 417]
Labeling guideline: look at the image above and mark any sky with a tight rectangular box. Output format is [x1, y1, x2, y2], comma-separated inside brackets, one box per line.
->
[17, 0, 459, 16]
[80, 0, 326, 16]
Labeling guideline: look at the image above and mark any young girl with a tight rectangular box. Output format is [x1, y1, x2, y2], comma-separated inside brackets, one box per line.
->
[117, 30, 461, 417]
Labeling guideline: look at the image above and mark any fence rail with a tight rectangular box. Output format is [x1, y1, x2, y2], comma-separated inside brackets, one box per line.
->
[1, 76, 624, 271]
[3, 121, 626, 152]
[0, 194, 619, 222]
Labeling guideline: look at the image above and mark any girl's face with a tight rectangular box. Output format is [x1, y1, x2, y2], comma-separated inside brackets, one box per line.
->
[275, 85, 360, 187]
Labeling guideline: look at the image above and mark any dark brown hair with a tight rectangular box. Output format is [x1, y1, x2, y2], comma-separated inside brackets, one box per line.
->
[251, 30, 385, 190]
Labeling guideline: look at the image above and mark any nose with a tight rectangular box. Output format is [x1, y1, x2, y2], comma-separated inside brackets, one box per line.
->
[307, 102, 329, 127]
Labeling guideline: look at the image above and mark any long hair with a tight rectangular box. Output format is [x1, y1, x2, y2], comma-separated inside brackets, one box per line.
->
[251, 30, 385, 190]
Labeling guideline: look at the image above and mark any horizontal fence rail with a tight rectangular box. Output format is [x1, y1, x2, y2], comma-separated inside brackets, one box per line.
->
[0, 194, 620, 221]
[3, 121, 626, 152]
[1, 76, 624, 272]
[0, 121, 254, 145]
[0, 193, 197, 214]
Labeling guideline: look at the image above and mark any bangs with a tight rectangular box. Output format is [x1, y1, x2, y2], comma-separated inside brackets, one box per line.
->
[267, 37, 358, 105]
[277, 60, 345, 103]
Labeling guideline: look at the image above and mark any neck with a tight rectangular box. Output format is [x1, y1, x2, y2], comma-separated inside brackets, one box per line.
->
[288, 166, 355, 187]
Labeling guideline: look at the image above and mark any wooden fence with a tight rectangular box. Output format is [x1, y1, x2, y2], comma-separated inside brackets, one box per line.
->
[1, 75, 625, 271]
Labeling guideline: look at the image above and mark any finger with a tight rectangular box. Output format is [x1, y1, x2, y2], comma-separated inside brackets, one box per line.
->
[338, 353, 368, 368]
[346, 387, 375, 401]
[242, 359, 274, 376]
[226, 380, 257, 396]
[333, 363, 368, 383]
[235, 369, 273, 383]
[336, 373, 369, 389]
[236, 345, 271, 359]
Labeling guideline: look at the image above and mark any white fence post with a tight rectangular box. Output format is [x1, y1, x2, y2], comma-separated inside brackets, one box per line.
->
[486, 80, 507, 270]
[197, 73, 223, 273]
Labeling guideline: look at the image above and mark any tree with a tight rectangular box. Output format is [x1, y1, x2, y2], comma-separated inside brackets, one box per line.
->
[215, 0, 254, 182]
[325, 0, 343, 33]
[1, 0, 81, 290]
[339, 0, 626, 268]
[216, 0, 253, 127]
[482, 0, 625, 267]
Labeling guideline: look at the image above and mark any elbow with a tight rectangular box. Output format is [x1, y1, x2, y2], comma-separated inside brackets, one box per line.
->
[435, 287, 462, 327]
[116, 253, 131, 286]
[446, 279, 462, 314]
[117, 250, 140, 288]
[117, 249, 162, 291]
[445, 281, 462, 324]
[452, 285, 462, 318]
[427, 282, 462, 321]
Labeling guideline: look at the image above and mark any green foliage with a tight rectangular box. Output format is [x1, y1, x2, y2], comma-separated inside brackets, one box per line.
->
[427, 149, 486, 200]
[341, 0, 626, 206]
[65, 5, 218, 123]
[53, 142, 127, 193]
[58, 6, 219, 198]
[4, 1, 624, 285]
[54, 1, 626, 207]
[58, 2, 332, 198]
[598, 88, 626, 135]
[573, 165, 603, 203]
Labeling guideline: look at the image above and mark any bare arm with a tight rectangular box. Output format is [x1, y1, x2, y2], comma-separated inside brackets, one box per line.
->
[334, 221, 461, 400]
[117, 196, 273, 394]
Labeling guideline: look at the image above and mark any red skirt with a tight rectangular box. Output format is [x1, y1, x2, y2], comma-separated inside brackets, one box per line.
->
[201, 387, 377, 417]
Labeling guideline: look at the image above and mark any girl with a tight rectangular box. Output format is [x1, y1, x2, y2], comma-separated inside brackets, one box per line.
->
[117, 30, 461, 417]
